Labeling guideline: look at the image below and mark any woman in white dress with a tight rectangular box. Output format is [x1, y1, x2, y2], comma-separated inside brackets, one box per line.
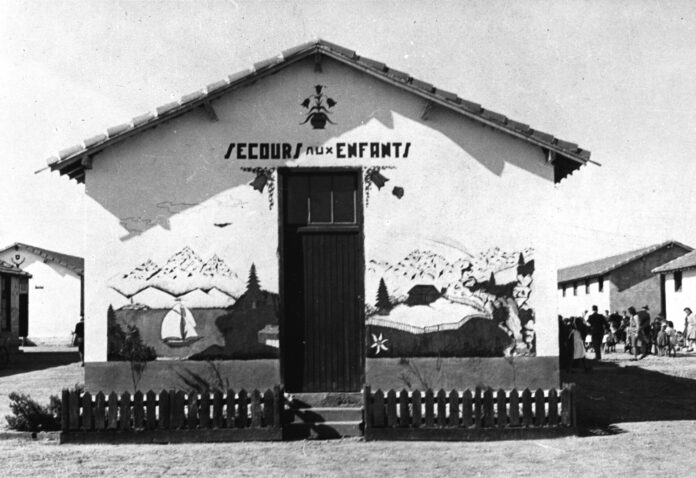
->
[569, 317, 590, 372]
[685, 307, 696, 352]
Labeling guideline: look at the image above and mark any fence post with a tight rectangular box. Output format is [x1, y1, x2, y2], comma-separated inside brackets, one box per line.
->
[411, 390, 421, 428]
[82, 392, 93, 431]
[534, 389, 545, 427]
[386, 389, 397, 428]
[61, 389, 69, 432]
[69, 389, 80, 430]
[560, 385, 571, 426]
[200, 391, 211, 429]
[94, 392, 106, 430]
[213, 390, 224, 428]
[436, 389, 447, 428]
[424, 389, 434, 427]
[133, 391, 144, 430]
[263, 389, 275, 428]
[461, 389, 473, 427]
[188, 392, 199, 430]
[146, 390, 157, 430]
[158, 390, 170, 429]
[509, 389, 520, 426]
[483, 388, 494, 428]
[107, 392, 118, 430]
[522, 389, 533, 427]
[363, 385, 372, 431]
[448, 390, 459, 428]
[237, 389, 248, 428]
[374, 389, 385, 428]
[250, 390, 262, 428]
[119, 391, 131, 431]
[274, 386, 283, 429]
[496, 389, 507, 428]
[226, 389, 236, 429]
[547, 389, 558, 426]
[474, 387, 482, 428]
[399, 389, 410, 428]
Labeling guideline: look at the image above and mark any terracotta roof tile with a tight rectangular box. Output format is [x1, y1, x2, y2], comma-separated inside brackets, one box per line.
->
[507, 119, 530, 133]
[106, 123, 132, 137]
[281, 41, 317, 59]
[530, 130, 554, 143]
[356, 56, 387, 72]
[58, 144, 84, 159]
[181, 90, 206, 104]
[317, 40, 356, 58]
[481, 109, 507, 124]
[577, 149, 591, 161]
[555, 139, 579, 151]
[46, 156, 59, 165]
[253, 56, 283, 72]
[83, 134, 107, 148]
[155, 101, 180, 116]
[386, 68, 410, 82]
[206, 79, 229, 93]
[459, 99, 482, 113]
[228, 69, 253, 84]
[434, 88, 459, 102]
[410, 78, 434, 93]
[132, 111, 155, 127]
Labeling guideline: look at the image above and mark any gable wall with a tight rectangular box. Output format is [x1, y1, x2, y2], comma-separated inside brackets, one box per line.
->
[82, 56, 560, 391]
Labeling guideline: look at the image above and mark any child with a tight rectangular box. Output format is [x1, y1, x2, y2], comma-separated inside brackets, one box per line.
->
[656, 323, 669, 357]
[604, 326, 616, 354]
[568, 317, 590, 372]
[665, 320, 677, 357]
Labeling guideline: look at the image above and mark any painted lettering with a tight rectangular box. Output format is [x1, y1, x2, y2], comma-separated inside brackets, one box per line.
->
[224, 143, 235, 159]
[336, 143, 345, 158]
[248, 143, 258, 160]
[403, 142, 411, 158]
[294, 143, 302, 159]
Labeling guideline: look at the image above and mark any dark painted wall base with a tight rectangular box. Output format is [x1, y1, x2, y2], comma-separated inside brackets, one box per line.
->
[365, 426, 576, 441]
[366, 356, 560, 391]
[85, 356, 559, 393]
[60, 428, 282, 444]
[84, 360, 280, 393]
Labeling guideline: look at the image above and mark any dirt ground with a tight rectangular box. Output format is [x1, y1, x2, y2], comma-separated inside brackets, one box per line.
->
[1, 347, 695, 477]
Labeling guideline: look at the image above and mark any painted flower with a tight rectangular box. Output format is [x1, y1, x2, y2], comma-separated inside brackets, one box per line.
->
[370, 333, 389, 355]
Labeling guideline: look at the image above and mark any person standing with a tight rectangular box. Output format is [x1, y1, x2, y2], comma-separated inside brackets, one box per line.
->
[627, 307, 641, 359]
[685, 307, 696, 352]
[568, 317, 590, 372]
[587, 305, 608, 360]
[636, 306, 651, 359]
[72, 317, 85, 366]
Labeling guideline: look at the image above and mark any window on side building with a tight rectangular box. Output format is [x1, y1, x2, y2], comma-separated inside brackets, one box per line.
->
[675, 271, 682, 292]
[598, 276, 604, 292]
[585, 279, 590, 294]
[573, 282, 577, 296]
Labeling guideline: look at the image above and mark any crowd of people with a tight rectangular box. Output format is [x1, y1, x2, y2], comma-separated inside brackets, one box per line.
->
[558, 305, 696, 372]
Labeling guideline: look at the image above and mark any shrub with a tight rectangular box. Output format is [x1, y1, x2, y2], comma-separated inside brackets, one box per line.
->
[5, 392, 61, 432]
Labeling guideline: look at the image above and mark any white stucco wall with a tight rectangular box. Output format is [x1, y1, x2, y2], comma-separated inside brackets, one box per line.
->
[663, 270, 696, 327]
[81, 56, 560, 362]
[557, 276, 610, 318]
[0, 249, 81, 342]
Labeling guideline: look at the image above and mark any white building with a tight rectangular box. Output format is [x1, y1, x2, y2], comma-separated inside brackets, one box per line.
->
[653, 250, 696, 326]
[0, 243, 83, 344]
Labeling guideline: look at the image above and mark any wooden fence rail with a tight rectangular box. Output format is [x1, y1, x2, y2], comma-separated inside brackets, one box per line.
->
[60, 387, 284, 444]
[363, 384, 576, 441]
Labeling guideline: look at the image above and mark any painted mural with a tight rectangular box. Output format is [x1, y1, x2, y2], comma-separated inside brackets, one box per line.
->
[366, 246, 535, 358]
[107, 246, 278, 360]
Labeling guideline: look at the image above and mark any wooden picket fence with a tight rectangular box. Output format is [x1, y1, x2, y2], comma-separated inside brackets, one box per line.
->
[363, 384, 577, 441]
[60, 387, 284, 443]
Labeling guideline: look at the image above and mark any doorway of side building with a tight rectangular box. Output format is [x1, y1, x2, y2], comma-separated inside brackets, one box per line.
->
[278, 169, 365, 392]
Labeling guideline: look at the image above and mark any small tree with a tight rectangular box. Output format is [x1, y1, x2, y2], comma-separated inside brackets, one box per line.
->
[376, 278, 391, 315]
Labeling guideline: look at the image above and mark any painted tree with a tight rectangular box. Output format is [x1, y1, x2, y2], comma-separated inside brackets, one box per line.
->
[376, 278, 391, 315]
[247, 263, 261, 293]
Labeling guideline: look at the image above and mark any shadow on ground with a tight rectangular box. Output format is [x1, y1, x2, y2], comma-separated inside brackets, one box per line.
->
[0, 350, 79, 378]
[561, 360, 696, 434]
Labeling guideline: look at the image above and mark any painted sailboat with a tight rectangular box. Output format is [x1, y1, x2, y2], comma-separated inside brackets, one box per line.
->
[161, 299, 202, 347]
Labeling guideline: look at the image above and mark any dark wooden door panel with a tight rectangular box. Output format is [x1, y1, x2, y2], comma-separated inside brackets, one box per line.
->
[302, 232, 362, 391]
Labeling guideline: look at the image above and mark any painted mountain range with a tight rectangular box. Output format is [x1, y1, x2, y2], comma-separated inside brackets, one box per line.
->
[367, 246, 534, 304]
[110, 246, 244, 301]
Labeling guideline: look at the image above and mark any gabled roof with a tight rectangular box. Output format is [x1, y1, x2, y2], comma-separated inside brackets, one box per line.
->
[652, 250, 696, 274]
[0, 243, 84, 275]
[0, 260, 31, 278]
[47, 39, 595, 184]
[558, 240, 693, 284]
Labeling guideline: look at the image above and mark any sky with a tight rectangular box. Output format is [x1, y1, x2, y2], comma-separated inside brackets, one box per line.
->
[1, 0, 695, 266]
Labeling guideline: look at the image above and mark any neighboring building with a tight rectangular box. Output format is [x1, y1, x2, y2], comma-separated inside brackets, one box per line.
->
[0, 243, 84, 344]
[47, 40, 593, 393]
[0, 260, 31, 351]
[557, 241, 692, 318]
[652, 250, 696, 325]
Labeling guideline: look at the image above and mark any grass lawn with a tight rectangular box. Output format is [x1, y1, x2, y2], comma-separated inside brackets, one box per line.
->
[1, 346, 695, 476]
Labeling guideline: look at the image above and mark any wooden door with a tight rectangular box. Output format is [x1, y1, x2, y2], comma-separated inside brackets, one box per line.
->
[280, 170, 364, 392]
[18, 293, 28, 338]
